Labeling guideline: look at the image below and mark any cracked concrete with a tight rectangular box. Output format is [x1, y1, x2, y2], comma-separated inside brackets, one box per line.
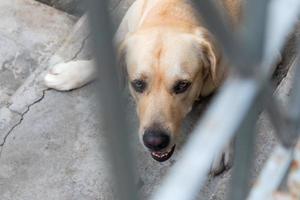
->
[0, 0, 78, 155]
[0, 89, 48, 157]
[0, 0, 76, 107]
[0, 0, 299, 199]
[0, 16, 91, 157]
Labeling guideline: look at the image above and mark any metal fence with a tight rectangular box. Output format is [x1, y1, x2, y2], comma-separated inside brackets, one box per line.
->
[86, 0, 300, 199]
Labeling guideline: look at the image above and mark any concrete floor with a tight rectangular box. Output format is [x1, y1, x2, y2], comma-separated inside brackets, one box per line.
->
[0, 0, 297, 199]
[0, 0, 76, 108]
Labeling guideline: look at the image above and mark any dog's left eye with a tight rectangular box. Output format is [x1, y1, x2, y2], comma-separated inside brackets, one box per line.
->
[173, 80, 191, 94]
[131, 79, 147, 93]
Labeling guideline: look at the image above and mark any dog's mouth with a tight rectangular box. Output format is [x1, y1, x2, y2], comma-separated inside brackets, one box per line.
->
[150, 145, 176, 162]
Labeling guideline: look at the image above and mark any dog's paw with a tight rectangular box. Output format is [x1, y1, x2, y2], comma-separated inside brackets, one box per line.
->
[210, 143, 234, 176]
[44, 60, 96, 91]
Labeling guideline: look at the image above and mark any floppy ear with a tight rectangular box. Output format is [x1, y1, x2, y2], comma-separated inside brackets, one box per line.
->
[194, 28, 226, 97]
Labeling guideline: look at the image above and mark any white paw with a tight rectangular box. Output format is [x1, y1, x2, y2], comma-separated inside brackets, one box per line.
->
[44, 60, 96, 91]
[210, 143, 234, 176]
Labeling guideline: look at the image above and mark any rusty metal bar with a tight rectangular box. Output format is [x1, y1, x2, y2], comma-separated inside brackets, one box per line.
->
[247, 51, 300, 200]
[86, 0, 138, 200]
[247, 146, 293, 200]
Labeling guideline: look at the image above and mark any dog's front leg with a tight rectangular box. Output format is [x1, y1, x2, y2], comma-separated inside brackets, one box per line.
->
[44, 60, 97, 91]
[210, 140, 234, 175]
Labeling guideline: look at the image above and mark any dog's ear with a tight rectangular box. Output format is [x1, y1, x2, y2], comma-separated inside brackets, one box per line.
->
[193, 28, 226, 97]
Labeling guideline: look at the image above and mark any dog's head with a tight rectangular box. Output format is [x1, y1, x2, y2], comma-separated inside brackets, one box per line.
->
[118, 27, 225, 162]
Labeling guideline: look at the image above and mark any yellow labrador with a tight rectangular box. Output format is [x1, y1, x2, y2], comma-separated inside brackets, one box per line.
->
[44, 0, 241, 175]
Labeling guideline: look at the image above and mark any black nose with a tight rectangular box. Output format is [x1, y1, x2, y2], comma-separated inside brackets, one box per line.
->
[143, 129, 170, 151]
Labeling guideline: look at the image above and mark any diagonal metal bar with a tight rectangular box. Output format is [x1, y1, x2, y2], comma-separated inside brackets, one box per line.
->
[151, 77, 262, 200]
[248, 43, 300, 200]
[86, 0, 138, 200]
[151, 0, 300, 200]
[247, 146, 293, 200]
[227, 0, 271, 198]
[262, 0, 300, 75]
[248, 40, 300, 200]
[228, 96, 262, 200]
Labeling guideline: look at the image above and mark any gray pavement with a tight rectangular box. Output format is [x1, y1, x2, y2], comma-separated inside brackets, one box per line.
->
[0, 0, 75, 108]
[0, 0, 298, 199]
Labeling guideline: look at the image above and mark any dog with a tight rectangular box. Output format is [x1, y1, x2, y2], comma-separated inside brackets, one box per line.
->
[44, 0, 241, 175]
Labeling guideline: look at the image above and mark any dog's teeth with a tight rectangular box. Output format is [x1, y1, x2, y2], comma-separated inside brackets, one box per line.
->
[152, 149, 173, 159]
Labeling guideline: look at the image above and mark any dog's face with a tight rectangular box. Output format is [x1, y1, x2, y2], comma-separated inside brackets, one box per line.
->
[120, 28, 222, 162]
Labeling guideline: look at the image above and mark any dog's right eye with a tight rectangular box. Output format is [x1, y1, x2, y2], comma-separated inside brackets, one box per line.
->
[131, 79, 147, 93]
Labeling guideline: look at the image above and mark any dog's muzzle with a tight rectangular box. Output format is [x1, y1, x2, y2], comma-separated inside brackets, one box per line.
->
[143, 128, 176, 162]
[150, 145, 176, 162]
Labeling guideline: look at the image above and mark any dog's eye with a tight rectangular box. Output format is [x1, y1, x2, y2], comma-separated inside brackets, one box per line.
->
[131, 79, 147, 93]
[173, 80, 191, 94]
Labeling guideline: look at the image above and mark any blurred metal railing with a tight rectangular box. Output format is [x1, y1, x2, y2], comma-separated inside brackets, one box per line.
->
[87, 1, 138, 200]
[86, 0, 300, 199]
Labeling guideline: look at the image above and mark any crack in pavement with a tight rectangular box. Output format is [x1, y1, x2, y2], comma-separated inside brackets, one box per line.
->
[69, 34, 90, 62]
[0, 89, 48, 159]
[0, 22, 91, 160]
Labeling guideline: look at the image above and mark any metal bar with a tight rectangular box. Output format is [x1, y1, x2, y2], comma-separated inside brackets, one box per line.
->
[151, 77, 261, 200]
[263, 0, 300, 74]
[86, 1, 138, 200]
[286, 49, 300, 199]
[228, 0, 270, 198]
[83, 0, 300, 199]
[247, 146, 293, 200]
[248, 60, 300, 199]
[248, 31, 300, 200]
[242, 0, 270, 67]
[288, 54, 300, 128]
[228, 97, 261, 200]
[151, 0, 300, 199]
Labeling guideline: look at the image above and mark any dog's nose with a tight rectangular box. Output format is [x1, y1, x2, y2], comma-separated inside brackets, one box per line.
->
[143, 129, 170, 151]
